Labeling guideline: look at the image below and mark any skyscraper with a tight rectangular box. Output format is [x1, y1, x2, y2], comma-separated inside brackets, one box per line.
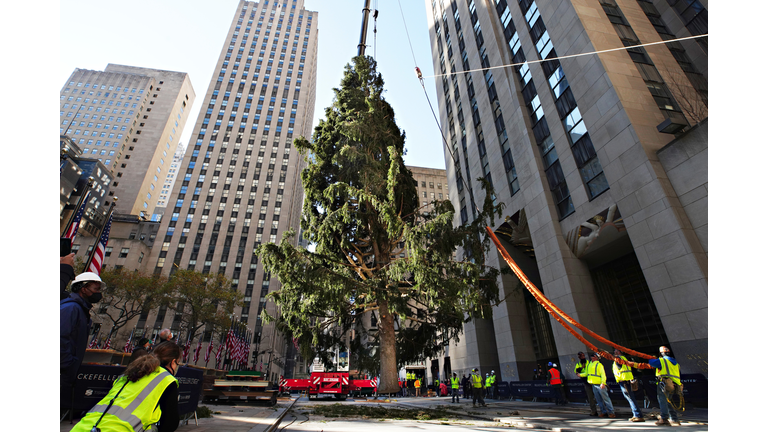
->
[145, 0, 319, 381]
[423, 0, 707, 380]
[60, 65, 196, 217]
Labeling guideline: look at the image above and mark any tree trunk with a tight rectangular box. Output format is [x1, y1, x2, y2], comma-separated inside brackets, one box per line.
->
[377, 296, 400, 394]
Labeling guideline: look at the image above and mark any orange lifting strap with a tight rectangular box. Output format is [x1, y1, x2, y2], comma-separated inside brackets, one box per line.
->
[486, 227, 654, 369]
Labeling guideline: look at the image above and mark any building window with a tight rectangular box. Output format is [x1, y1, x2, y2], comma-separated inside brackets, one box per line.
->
[119, 248, 130, 258]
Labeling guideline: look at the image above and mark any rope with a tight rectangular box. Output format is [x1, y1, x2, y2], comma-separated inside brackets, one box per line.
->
[423, 34, 709, 79]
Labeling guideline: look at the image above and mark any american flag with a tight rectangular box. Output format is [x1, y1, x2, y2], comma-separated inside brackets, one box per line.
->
[182, 336, 192, 363]
[103, 334, 112, 350]
[204, 341, 214, 365]
[88, 332, 100, 349]
[87, 212, 113, 275]
[123, 330, 134, 353]
[193, 337, 203, 364]
[63, 191, 90, 242]
[215, 344, 224, 369]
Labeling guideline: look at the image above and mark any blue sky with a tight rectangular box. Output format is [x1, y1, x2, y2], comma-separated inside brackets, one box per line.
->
[59, 0, 446, 170]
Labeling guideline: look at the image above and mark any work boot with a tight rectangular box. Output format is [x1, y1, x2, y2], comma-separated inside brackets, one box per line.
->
[670, 420, 681, 426]
[630, 417, 646, 422]
[608, 414, 616, 418]
[588, 412, 598, 417]
[655, 419, 671, 426]
[598, 414, 607, 418]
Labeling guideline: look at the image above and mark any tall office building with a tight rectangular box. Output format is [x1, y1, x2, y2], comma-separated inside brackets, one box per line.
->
[423, 0, 707, 381]
[145, 0, 319, 381]
[60, 65, 196, 217]
[155, 142, 186, 212]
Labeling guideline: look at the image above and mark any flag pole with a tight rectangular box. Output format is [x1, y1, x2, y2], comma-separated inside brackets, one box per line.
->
[62, 176, 94, 238]
[85, 197, 117, 273]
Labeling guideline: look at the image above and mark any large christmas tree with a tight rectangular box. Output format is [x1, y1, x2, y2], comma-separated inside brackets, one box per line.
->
[257, 56, 503, 393]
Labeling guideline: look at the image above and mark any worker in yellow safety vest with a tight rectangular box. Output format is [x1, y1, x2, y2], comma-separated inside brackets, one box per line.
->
[574, 351, 599, 416]
[648, 346, 682, 426]
[587, 352, 616, 418]
[450, 372, 460, 403]
[71, 342, 181, 432]
[612, 349, 644, 422]
[471, 368, 487, 407]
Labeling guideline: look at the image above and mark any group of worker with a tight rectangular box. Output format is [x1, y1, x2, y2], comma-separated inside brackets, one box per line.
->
[572, 346, 682, 426]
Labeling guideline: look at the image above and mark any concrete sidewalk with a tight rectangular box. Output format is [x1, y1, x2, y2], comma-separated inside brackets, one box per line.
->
[59, 397, 297, 432]
[388, 395, 708, 431]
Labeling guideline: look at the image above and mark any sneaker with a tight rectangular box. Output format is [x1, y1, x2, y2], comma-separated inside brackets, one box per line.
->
[655, 419, 671, 426]
[630, 417, 646, 422]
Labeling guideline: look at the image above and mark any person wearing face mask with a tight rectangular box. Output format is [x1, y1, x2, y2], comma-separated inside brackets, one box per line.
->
[72, 342, 182, 432]
[61, 272, 105, 392]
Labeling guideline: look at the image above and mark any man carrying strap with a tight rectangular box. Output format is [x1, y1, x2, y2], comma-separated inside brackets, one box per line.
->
[613, 349, 644, 422]
[471, 368, 487, 407]
[574, 351, 598, 416]
[648, 346, 682, 426]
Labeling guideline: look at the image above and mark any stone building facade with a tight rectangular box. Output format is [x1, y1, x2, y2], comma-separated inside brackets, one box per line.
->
[423, 0, 708, 381]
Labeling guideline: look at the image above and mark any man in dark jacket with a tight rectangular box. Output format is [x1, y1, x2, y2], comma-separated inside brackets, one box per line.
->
[461, 374, 470, 399]
[61, 272, 105, 390]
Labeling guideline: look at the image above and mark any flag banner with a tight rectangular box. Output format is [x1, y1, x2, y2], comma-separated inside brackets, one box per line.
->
[88, 331, 100, 349]
[182, 336, 191, 363]
[63, 191, 90, 243]
[204, 341, 214, 365]
[193, 337, 202, 364]
[87, 212, 113, 275]
[103, 335, 112, 350]
[215, 344, 224, 369]
[123, 328, 135, 353]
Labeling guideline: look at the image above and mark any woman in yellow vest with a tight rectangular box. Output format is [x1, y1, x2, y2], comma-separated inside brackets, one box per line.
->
[612, 349, 644, 422]
[72, 341, 182, 432]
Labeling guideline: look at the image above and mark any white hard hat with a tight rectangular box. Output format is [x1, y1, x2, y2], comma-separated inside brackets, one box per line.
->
[491, 370, 495, 373]
[552, 363, 557, 367]
[73, 272, 106, 291]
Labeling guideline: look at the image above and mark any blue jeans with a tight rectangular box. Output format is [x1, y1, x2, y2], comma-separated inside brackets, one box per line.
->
[619, 381, 642, 418]
[592, 384, 614, 414]
[451, 388, 459, 402]
[657, 381, 679, 422]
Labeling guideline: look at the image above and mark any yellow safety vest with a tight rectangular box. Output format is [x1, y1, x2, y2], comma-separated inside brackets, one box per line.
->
[586, 361, 605, 385]
[656, 357, 681, 386]
[72, 368, 178, 432]
[472, 373, 483, 388]
[612, 355, 634, 382]
[451, 377, 460, 388]
[485, 376, 491, 387]
[574, 360, 590, 378]
[490, 374, 496, 384]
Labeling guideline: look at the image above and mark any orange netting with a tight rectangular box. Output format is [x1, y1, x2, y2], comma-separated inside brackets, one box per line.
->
[486, 227, 653, 369]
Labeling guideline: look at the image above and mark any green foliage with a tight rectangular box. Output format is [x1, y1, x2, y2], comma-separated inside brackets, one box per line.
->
[97, 267, 170, 336]
[256, 56, 503, 385]
[164, 269, 244, 342]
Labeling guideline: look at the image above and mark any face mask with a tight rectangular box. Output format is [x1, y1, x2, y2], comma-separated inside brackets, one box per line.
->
[86, 291, 103, 304]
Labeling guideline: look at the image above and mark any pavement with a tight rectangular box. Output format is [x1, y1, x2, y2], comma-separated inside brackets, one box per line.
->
[59, 394, 707, 431]
[389, 394, 708, 431]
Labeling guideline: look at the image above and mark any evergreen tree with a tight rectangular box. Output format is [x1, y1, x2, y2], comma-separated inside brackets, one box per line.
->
[257, 56, 503, 394]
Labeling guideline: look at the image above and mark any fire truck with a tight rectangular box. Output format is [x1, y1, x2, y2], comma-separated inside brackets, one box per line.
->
[279, 356, 378, 400]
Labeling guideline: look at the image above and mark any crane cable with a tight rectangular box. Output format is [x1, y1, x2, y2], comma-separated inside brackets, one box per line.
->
[394, 0, 661, 370]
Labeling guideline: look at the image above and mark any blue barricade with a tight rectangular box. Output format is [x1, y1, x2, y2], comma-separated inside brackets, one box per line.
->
[497, 381, 510, 399]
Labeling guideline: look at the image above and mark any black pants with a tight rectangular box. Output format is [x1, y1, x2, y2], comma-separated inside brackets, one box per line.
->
[473, 387, 486, 406]
[581, 380, 597, 414]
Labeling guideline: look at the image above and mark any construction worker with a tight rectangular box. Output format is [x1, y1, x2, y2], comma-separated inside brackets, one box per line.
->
[548, 362, 567, 405]
[613, 349, 644, 422]
[483, 373, 490, 398]
[587, 353, 615, 418]
[451, 372, 460, 403]
[461, 373, 470, 399]
[489, 370, 497, 399]
[648, 346, 681, 426]
[574, 351, 599, 416]
[471, 368, 487, 407]
[414, 375, 422, 397]
[407, 371, 414, 397]
[435, 376, 440, 397]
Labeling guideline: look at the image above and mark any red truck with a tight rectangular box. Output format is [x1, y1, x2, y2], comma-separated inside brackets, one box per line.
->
[280, 372, 378, 400]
